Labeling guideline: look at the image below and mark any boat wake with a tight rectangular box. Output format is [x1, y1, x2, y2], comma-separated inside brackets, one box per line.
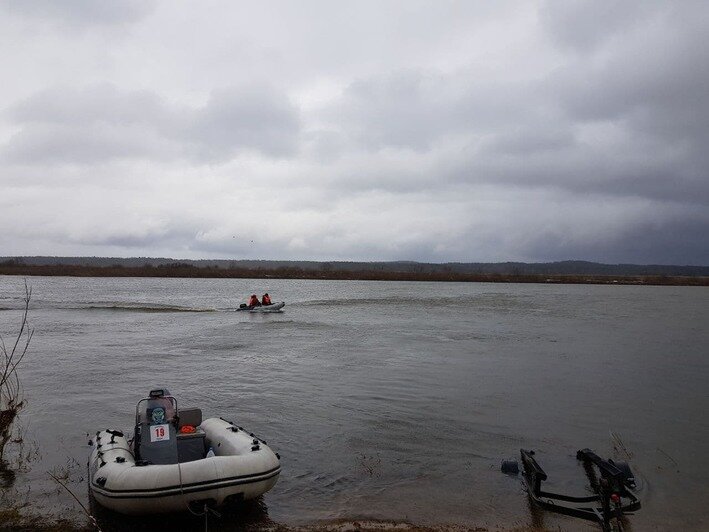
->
[82, 303, 217, 313]
[300, 295, 475, 307]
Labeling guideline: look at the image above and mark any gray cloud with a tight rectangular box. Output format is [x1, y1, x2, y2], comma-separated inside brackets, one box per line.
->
[1, 84, 301, 164]
[334, 71, 459, 151]
[522, 212, 709, 265]
[540, 0, 658, 52]
[77, 226, 197, 250]
[185, 86, 301, 160]
[1, 0, 155, 28]
[328, 70, 534, 152]
[2, 122, 176, 165]
[0, 1, 707, 265]
[7, 85, 172, 127]
[482, 127, 575, 156]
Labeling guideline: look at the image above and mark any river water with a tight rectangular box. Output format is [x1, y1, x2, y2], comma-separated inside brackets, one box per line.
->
[0, 275, 707, 530]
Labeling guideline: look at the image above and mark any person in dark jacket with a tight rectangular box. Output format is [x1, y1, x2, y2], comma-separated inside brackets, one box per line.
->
[248, 294, 261, 307]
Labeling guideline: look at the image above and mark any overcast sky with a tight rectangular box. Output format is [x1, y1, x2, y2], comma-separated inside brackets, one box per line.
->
[1, 1, 707, 265]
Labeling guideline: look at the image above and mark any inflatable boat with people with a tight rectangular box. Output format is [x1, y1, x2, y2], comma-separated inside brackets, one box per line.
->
[88, 389, 281, 515]
[236, 301, 285, 313]
[237, 293, 285, 312]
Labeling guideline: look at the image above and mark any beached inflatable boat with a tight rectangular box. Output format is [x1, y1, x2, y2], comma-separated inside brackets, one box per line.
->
[88, 390, 281, 515]
[236, 302, 285, 313]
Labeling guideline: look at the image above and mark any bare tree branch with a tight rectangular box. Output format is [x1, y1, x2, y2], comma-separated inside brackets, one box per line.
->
[47, 471, 103, 532]
[0, 280, 33, 459]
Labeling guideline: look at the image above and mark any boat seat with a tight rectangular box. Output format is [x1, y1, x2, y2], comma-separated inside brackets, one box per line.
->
[136, 421, 179, 465]
[177, 428, 207, 463]
[178, 407, 202, 428]
[175, 407, 206, 462]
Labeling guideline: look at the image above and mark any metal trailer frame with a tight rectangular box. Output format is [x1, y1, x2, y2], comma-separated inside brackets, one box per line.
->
[519, 448, 641, 531]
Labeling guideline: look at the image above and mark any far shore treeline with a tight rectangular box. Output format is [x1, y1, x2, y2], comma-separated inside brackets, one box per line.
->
[1, 257, 708, 286]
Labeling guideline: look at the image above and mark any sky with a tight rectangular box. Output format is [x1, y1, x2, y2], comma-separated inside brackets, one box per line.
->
[0, 1, 707, 265]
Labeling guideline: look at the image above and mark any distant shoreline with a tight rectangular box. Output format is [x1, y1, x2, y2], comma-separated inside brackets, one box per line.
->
[1, 263, 707, 286]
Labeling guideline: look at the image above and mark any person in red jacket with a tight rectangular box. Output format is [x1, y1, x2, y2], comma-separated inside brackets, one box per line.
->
[261, 293, 272, 305]
[248, 294, 261, 307]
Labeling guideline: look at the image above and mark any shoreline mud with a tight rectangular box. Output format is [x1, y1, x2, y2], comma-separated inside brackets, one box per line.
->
[0, 510, 553, 532]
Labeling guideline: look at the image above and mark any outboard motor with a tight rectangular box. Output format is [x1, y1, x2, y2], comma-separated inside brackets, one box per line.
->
[134, 389, 179, 465]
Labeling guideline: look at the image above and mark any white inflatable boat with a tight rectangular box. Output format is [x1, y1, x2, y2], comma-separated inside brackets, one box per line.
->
[236, 302, 285, 313]
[88, 390, 281, 515]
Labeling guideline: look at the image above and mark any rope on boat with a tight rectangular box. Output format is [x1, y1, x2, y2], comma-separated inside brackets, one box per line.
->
[179, 460, 221, 531]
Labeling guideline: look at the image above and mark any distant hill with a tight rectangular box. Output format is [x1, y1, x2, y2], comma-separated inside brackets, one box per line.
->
[2, 256, 708, 277]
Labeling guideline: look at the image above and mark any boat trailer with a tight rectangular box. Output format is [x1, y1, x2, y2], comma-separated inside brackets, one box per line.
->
[502, 448, 641, 531]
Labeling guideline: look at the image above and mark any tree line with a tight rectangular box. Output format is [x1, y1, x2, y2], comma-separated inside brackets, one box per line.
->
[0, 261, 707, 286]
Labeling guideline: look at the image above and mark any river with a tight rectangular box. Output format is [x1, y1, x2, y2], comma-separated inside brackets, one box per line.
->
[0, 275, 707, 530]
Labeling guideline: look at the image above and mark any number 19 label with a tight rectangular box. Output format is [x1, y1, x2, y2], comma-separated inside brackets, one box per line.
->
[150, 424, 170, 442]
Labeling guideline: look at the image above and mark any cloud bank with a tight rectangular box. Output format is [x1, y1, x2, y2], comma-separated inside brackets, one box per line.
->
[0, 0, 707, 264]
